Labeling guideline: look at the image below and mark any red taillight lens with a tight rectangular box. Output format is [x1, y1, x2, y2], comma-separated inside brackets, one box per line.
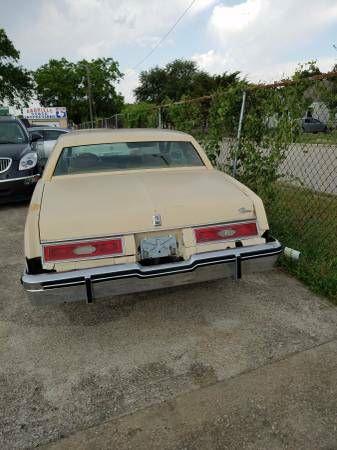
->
[195, 222, 258, 244]
[43, 238, 123, 262]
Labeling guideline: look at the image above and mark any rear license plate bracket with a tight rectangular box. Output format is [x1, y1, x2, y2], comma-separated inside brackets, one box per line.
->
[140, 235, 177, 260]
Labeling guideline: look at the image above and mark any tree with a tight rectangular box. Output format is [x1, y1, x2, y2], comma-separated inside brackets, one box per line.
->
[291, 61, 321, 81]
[134, 66, 168, 104]
[34, 57, 124, 124]
[134, 58, 240, 104]
[0, 28, 33, 107]
[320, 63, 337, 122]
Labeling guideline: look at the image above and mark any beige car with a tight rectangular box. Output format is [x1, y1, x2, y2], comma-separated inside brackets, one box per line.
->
[22, 128, 282, 304]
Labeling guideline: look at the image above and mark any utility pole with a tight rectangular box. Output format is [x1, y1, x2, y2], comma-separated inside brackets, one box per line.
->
[232, 90, 246, 178]
[86, 64, 94, 128]
[158, 107, 162, 128]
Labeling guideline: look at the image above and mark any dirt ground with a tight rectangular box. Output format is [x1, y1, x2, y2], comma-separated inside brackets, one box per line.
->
[1, 204, 337, 449]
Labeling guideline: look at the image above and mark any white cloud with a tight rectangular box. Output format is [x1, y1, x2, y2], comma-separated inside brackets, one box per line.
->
[209, 0, 337, 48]
[193, 49, 337, 84]
[14, 0, 215, 64]
[10, 0, 216, 101]
[210, 0, 264, 33]
[192, 49, 227, 73]
[247, 57, 337, 83]
[119, 69, 139, 103]
[189, 0, 218, 15]
[193, 0, 337, 82]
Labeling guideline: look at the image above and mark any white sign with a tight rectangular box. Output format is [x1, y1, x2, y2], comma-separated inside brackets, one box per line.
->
[23, 107, 67, 120]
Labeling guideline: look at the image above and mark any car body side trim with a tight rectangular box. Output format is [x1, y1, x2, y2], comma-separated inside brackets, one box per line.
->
[0, 174, 39, 183]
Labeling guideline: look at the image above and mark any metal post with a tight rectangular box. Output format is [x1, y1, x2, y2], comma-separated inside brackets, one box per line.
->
[158, 108, 162, 128]
[232, 90, 246, 178]
[115, 114, 118, 129]
[86, 64, 94, 128]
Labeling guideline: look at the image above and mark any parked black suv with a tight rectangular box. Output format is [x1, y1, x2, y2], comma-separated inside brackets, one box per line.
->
[0, 116, 41, 203]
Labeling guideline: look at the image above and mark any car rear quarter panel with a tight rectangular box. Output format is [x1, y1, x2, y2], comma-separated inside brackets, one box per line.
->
[24, 180, 45, 259]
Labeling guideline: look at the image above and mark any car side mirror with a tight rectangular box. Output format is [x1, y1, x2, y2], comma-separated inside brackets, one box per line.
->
[30, 132, 43, 142]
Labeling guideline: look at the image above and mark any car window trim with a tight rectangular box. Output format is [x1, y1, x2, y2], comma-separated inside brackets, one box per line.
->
[52, 140, 205, 177]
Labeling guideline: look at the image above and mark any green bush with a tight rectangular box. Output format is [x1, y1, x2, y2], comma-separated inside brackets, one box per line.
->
[121, 103, 158, 128]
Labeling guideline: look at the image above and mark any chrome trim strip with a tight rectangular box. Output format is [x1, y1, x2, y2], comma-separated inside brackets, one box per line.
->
[0, 158, 12, 174]
[0, 174, 39, 183]
[89, 256, 238, 284]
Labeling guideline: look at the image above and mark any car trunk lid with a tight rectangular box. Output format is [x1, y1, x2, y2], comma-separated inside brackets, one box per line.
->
[39, 168, 255, 242]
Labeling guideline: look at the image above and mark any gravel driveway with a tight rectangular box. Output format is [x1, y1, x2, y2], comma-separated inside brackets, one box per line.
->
[1, 204, 337, 449]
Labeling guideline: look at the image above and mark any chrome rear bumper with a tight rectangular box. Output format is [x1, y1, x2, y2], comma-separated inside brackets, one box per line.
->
[22, 240, 283, 305]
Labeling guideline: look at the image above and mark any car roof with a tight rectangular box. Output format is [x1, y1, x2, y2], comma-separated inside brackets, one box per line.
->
[57, 128, 193, 147]
[29, 126, 69, 132]
[0, 116, 19, 122]
[0, 117, 29, 135]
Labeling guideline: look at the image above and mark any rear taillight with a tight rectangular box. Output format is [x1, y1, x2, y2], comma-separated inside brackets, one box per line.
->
[194, 221, 258, 244]
[43, 238, 123, 263]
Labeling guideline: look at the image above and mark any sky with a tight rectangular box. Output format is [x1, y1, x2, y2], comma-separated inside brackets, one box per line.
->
[2, 0, 337, 103]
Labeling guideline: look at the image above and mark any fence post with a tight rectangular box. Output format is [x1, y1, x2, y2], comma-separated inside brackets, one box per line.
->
[158, 108, 162, 128]
[115, 114, 118, 129]
[232, 90, 246, 178]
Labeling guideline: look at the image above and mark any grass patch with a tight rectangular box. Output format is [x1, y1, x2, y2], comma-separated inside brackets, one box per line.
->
[297, 130, 337, 144]
[264, 184, 337, 303]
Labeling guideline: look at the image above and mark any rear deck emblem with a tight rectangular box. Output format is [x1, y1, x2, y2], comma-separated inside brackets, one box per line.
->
[239, 207, 252, 213]
[153, 214, 162, 227]
[218, 229, 236, 238]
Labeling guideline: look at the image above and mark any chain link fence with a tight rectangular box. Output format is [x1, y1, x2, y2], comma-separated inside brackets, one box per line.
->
[235, 81, 336, 301]
[78, 74, 337, 301]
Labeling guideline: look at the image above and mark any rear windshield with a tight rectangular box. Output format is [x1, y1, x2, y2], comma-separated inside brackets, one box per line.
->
[54, 141, 204, 176]
[0, 121, 28, 144]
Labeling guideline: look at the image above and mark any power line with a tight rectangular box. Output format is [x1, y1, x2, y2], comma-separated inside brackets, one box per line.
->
[131, 0, 197, 71]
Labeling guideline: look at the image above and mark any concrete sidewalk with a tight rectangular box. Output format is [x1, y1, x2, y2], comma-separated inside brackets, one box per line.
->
[47, 339, 337, 450]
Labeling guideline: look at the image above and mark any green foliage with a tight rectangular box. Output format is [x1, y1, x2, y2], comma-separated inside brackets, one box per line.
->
[205, 82, 248, 163]
[316, 75, 337, 124]
[234, 84, 310, 200]
[121, 103, 158, 128]
[0, 28, 33, 107]
[34, 57, 123, 123]
[163, 97, 206, 138]
[291, 60, 321, 81]
[268, 185, 337, 303]
[297, 129, 337, 144]
[134, 58, 240, 104]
